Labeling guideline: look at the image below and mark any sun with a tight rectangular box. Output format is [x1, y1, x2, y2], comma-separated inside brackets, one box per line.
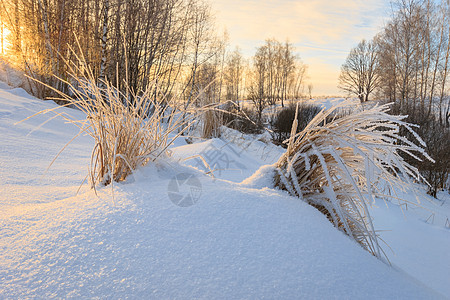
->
[0, 22, 12, 55]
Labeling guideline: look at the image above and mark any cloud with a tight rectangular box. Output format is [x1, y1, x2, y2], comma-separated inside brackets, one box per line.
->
[213, 0, 387, 45]
[211, 0, 390, 95]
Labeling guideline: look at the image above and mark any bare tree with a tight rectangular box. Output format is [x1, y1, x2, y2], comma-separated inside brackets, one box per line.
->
[249, 44, 267, 122]
[224, 46, 243, 109]
[280, 41, 296, 106]
[307, 83, 313, 99]
[375, 0, 450, 121]
[0, 0, 221, 102]
[185, 0, 215, 109]
[339, 39, 379, 102]
[371, 0, 450, 196]
[98, 0, 108, 91]
[291, 62, 307, 99]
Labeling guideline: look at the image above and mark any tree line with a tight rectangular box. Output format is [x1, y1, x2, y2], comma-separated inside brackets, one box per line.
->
[339, 0, 450, 196]
[248, 39, 307, 121]
[1, 0, 218, 99]
[339, 0, 450, 127]
[0, 0, 308, 109]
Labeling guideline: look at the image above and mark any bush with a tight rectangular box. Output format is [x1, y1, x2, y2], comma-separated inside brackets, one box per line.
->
[198, 95, 223, 139]
[201, 107, 222, 139]
[389, 102, 449, 197]
[420, 122, 450, 197]
[271, 102, 321, 146]
[222, 104, 263, 134]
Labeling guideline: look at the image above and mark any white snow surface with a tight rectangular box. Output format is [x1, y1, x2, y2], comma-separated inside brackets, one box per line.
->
[0, 81, 448, 298]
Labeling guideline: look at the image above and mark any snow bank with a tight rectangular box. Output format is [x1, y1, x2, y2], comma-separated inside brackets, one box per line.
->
[370, 189, 450, 296]
[0, 59, 35, 95]
[0, 82, 91, 209]
[1, 170, 442, 299]
[171, 128, 283, 183]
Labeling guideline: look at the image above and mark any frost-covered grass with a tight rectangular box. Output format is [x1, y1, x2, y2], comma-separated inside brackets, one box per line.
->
[274, 100, 433, 260]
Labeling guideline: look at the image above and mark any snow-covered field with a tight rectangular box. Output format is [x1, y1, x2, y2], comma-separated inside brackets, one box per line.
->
[0, 82, 449, 298]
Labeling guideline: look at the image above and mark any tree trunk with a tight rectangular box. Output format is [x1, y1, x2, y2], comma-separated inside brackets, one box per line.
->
[99, 0, 109, 91]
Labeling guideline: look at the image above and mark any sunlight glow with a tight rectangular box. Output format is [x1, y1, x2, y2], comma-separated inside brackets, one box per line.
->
[1, 22, 12, 55]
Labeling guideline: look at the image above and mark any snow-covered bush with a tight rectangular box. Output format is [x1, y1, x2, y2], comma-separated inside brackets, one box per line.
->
[274, 100, 432, 260]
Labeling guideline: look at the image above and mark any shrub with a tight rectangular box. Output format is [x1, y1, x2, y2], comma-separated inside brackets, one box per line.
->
[271, 102, 321, 145]
[274, 100, 431, 261]
[222, 104, 263, 134]
[389, 102, 450, 197]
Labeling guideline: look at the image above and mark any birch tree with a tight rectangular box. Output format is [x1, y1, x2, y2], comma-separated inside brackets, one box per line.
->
[339, 39, 379, 102]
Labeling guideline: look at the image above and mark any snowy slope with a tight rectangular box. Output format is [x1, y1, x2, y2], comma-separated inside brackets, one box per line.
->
[0, 83, 92, 211]
[371, 191, 450, 296]
[0, 82, 447, 298]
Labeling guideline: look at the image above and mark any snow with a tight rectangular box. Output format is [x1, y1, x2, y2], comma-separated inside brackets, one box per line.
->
[0, 84, 92, 210]
[0, 81, 448, 298]
[370, 188, 450, 296]
[0, 59, 34, 95]
[171, 128, 283, 183]
[240, 164, 277, 189]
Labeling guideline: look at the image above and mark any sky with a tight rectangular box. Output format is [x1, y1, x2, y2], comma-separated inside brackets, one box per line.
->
[211, 0, 392, 96]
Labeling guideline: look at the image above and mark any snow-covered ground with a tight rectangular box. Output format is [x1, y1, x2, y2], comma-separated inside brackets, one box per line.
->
[0, 82, 449, 298]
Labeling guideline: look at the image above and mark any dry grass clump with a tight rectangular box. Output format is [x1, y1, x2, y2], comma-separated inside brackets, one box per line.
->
[274, 100, 432, 260]
[23, 51, 202, 189]
[201, 102, 223, 139]
[75, 80, 191, 187]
